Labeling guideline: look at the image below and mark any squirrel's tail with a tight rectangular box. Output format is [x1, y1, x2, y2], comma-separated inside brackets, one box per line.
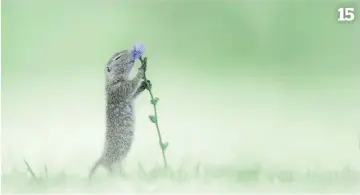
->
[88, 158, 104, 179]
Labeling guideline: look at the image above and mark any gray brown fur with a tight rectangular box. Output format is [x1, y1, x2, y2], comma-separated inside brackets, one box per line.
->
[88, 50, 147, 178]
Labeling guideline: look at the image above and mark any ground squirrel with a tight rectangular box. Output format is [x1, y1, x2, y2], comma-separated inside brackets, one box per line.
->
[88, 50, 150, 178]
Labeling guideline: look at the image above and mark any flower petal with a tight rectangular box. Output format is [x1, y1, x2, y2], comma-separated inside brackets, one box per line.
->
[130, 42, 146, 60]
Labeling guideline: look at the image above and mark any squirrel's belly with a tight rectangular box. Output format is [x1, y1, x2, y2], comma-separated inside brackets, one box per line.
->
[104, 103, 135, 161]
[107, 103, 133, 116]
[103, 136, 134, 162]
[104, 122, 135, 161]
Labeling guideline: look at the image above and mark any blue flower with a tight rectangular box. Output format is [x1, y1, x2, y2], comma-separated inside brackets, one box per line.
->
[130, 42, 146, 61]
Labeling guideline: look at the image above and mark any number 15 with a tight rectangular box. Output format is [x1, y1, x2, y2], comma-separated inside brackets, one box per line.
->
[338, 8, 355, 21]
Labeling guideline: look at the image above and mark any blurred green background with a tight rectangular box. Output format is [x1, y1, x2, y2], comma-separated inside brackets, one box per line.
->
[1, 0, 360, 192]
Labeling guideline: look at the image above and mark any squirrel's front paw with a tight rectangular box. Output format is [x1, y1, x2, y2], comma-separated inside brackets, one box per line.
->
[138, 69, 145, 78]
[140, 79, 152, 90]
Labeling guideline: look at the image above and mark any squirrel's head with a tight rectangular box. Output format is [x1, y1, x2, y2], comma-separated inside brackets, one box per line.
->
[106, 50, 135, 80]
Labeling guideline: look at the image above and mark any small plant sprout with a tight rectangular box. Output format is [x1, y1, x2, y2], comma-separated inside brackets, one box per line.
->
[23, 159, 50, 182]
[130, 42, 169, 168]
[23, 159, 38, 180]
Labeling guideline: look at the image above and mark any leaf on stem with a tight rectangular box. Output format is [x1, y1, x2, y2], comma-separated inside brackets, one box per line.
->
[160, 142, 169, 151]
[149, 115, 157, 123]
[151, 97, 159, 105]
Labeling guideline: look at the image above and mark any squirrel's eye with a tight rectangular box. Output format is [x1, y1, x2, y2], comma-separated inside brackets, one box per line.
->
[106, 67, 110, 72]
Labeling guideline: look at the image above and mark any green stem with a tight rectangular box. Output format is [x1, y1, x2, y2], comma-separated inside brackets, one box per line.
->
[140, 57, 168, 168]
